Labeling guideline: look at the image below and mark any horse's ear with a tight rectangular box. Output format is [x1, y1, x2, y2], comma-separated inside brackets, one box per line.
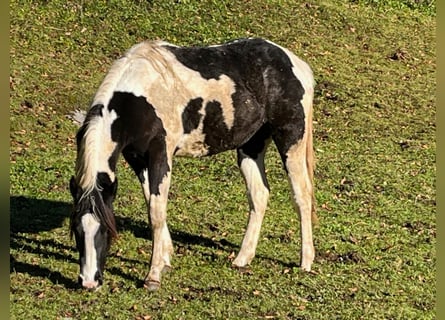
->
[69, 176, 78, 198]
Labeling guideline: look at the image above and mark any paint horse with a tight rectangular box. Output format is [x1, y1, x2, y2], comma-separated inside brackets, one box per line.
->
[69, 38, 316, 291]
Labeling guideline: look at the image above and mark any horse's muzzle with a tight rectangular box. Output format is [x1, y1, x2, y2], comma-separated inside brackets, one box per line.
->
[78, 273, 103, 290]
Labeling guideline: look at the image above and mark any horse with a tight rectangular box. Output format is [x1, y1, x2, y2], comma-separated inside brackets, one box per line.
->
[69, 37, 316, 291]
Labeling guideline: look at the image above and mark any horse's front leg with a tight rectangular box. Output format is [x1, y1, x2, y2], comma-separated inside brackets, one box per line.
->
[145, 179, 173, 291]
[143, 143, 174, 291]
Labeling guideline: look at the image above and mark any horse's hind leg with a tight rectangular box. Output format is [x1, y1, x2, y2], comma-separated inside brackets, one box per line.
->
[233, 125, 271, 268]
[273, 132, 315, 271]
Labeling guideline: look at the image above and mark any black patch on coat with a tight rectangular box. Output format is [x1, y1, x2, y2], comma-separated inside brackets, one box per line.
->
[96, 172, 118, 207]
[202, 101, 230, 153]
[237, 123, 272, 162]
[237, 123, 272, 190]
[96, 171, 113, 186]
[108, 91, 170, 195]
[182, 98, 203, 133]
[122, 144, 148, 184]
[164, 38, 307, 157]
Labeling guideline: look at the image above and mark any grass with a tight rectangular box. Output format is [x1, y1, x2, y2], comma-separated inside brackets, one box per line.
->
[10, 0, 436, 319]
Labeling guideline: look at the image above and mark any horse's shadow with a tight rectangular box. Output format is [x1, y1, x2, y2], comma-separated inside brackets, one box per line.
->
[10, 195, 252, 289]
[10, 196, 79, 288]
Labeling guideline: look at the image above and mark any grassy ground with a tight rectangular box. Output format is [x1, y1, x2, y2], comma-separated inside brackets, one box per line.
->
[10, 0, 436, 319]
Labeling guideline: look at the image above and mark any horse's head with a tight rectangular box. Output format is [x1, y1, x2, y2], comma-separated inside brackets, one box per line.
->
[69, 175, 118, 290]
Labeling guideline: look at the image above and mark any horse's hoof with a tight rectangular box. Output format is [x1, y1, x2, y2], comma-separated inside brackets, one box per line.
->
[162, 265, 172, 274]
[231, 263, 253, 274]
[144, 279, 161, 292]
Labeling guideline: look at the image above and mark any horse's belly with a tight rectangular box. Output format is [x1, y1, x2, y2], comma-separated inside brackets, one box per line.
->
[174, 131, 210, 157]
[174, 119, 263, 157]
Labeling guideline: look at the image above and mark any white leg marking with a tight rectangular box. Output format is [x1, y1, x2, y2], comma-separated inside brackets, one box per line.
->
[285, 142, 314, 272]
[141, 169, 151, 205]
[233, 151, 269, 267]
[80, 213, 100, 288]
[145, 172, 173, 289]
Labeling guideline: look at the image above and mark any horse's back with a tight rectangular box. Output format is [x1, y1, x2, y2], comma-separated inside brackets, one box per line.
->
[162, 38, 313, 156]
[90, 38, 313, 157]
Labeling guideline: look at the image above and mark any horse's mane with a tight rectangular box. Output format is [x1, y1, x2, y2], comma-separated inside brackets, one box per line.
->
[94, 40, 176, 106]
[127, 40, 177, 86]
[73, 109, 117, 239]
[74, 108, 106, 197]
[70, 187, 118, 239]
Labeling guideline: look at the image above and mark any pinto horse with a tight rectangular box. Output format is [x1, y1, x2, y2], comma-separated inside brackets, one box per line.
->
[69, 38, 316, 291]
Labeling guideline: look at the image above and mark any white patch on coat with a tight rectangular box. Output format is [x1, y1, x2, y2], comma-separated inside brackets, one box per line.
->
[79, 213, 100, 285]
[174, 103, 208, 157]
[141, 169, 150, 204]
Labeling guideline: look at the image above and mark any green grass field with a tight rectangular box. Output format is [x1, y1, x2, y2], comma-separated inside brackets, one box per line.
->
[10, 0, 435, 319]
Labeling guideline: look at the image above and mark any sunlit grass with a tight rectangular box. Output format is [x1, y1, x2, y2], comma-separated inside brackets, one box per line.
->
[10, 0, 435, 319]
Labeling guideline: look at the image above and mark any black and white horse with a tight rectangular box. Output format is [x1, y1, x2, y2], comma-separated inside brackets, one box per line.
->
[69, 38, 316, 291]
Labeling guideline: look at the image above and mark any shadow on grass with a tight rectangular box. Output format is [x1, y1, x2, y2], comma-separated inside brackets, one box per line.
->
[10, 195, 71, 233]
[116, 215, 239, 253]
[10, 256, 79, 289]
[10, 195, 299, 289]
[10, 196, 78, 288]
